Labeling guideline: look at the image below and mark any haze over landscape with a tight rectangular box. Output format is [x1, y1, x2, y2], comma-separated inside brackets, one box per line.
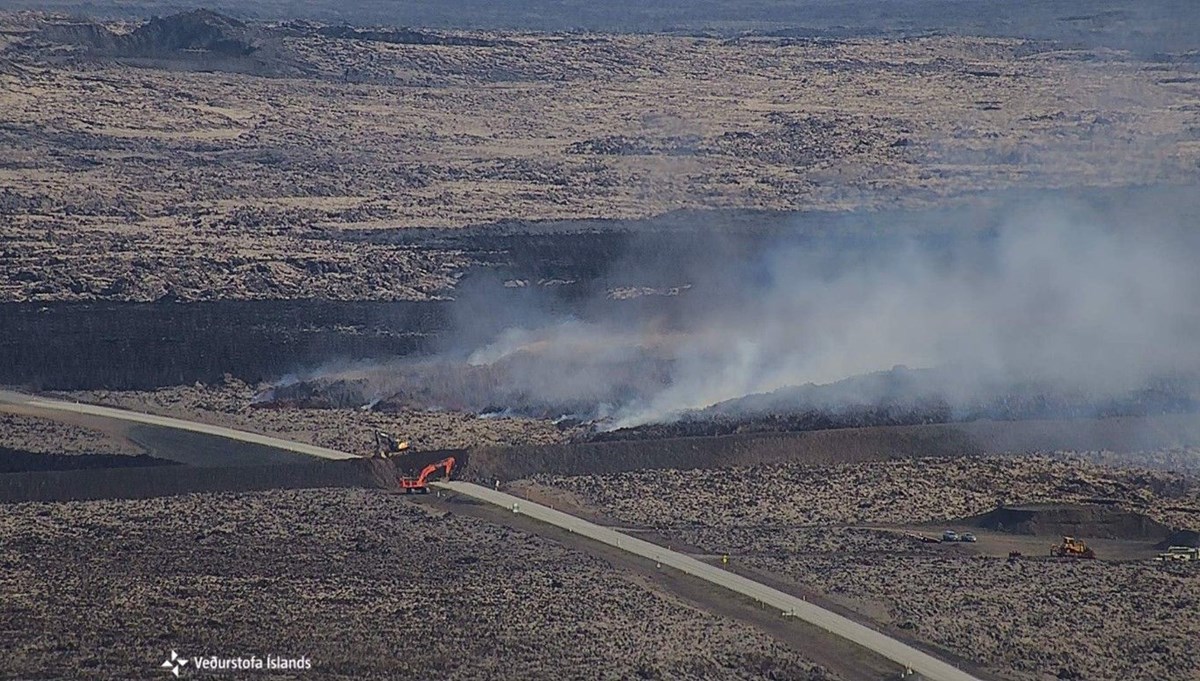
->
[2, 1, 1200, 679]
[260, 189, 1200, 431]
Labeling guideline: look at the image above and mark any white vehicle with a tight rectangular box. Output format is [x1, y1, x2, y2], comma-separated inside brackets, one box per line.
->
[942, 530, 959, 542]
[1156, 546, 1199, 562]
[960, 532, 977, 543]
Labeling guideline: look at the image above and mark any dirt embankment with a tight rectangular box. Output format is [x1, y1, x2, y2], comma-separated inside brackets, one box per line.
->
[0, 447, 172, 474]
[466, 413, 1200, 483]
[0, 459, 389, 504]
[466, 425, 977, 483]
[968, 503, 1172, 540]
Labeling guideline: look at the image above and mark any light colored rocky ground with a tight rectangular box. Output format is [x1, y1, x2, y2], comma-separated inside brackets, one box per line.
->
[0, 411, 138, 455]
[0, 488, 836, 680]
[59, 379, 580, 453]
[1050, 447, 1200, 477]
[2, 11, 1198, 301]
[731, 528, 1198, 681]
[533, 457, 1200, 681]
[534, 455, 1200, 530]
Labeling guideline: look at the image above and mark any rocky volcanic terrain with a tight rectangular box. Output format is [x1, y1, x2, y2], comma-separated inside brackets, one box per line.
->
[1, 10, 1198, 302]
[59, 378, 582, 453]
[4, 6, 1200, 680]
[530, 456, 1200, 681]
[734, 528, 1198, 681]
[0, 488, 836, 680]
[0, 411, 137, 455]
[1053, 447, 1200, 478]
[532, 455, 1200, 529]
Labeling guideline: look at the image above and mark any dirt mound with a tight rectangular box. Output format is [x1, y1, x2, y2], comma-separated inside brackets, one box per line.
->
[968, 503, 1170, 540]
[463, 414, 1200, 483]
[1157, 529, 1200, 549]
[35, 22, 120, 51]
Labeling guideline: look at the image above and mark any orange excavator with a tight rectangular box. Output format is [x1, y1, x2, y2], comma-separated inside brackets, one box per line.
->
[399, 456, 455, 494]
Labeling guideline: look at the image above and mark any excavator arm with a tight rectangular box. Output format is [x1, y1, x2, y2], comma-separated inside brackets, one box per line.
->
[399, 456, 456, 492]
[416, 457, 456, 486]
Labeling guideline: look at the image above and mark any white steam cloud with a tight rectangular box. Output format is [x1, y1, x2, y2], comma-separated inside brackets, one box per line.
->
[263, 194, 1200, 430]
[602, 204, 1200, 426]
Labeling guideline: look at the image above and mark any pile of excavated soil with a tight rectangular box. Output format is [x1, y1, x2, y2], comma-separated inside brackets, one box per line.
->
[0, 488, 837, 680]
[968, 503, 1171, 541]
[1158, 529, 1200, 549]
[0, 457, 410, 504]
[28, 10, 307, 76]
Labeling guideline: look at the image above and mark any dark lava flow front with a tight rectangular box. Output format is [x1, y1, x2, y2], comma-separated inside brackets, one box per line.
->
[0, 300, 447, 390]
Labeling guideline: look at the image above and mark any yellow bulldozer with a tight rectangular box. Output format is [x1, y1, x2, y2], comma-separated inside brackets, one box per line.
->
[368, 430, 410, 459]
[1051, 536, 1096, 559]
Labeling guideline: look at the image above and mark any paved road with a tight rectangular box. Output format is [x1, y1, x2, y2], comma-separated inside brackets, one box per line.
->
[0, 390, 356, 461]
[434, 480, 985, 681]
[2, 389, 981, 680]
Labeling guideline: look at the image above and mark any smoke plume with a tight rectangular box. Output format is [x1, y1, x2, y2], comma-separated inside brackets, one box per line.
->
[260, 190, 1200, 431]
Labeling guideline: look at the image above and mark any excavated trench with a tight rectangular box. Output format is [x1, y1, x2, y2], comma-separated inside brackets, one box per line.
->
[0, 427, 467, 503]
